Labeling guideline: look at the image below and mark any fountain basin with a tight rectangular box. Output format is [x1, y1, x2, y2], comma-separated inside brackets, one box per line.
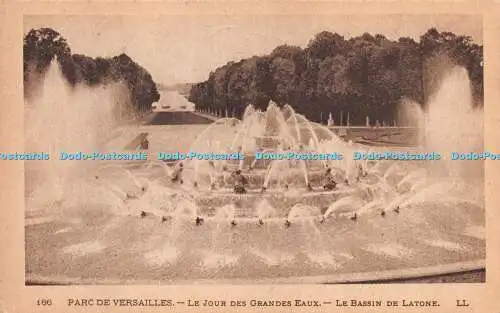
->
[193, 189, 355, 216]
[25, 198, 485, 283]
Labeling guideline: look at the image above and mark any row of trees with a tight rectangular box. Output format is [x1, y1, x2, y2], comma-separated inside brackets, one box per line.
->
[189, 28, 483, 125]
[23, 28, 160, 115]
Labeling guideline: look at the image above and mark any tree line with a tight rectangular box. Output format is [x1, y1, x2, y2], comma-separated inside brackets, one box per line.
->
[23, 28, 160, 116]
[188, 28, 483, 125]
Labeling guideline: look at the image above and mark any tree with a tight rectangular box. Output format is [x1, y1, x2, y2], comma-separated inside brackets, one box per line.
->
[307, 31, 346, 60]
[24, 28, 160, 114]
[189, 28, 483, 125]
[420, 28, 483, 104]
[270, 57, 296, 104]
[23, 28, 71, 98]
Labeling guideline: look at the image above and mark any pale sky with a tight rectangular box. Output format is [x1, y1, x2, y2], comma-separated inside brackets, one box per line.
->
[25, 15, 482, 85]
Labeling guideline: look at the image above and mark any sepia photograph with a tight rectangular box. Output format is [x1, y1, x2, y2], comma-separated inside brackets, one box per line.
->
[22, 13, 486, 286]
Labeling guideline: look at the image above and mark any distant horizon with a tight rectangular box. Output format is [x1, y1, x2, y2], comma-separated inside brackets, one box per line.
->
[25, 15, 482, 85]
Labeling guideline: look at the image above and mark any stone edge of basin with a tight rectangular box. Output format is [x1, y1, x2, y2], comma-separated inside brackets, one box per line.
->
[25, 259, 485, 285]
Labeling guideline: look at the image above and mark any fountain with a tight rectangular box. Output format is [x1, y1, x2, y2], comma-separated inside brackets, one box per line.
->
[179, 101, 358, 218]
[25, 66, 485, 284]
[24, 61, 126, 209]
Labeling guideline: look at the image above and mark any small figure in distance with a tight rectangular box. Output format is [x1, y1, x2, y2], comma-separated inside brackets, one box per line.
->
[322, 167, 337, 190]
[195, 216, 204, 226]
[231, 169, 248, 194]
[284, 220, 291, 228]
[349, 213, 357, 221]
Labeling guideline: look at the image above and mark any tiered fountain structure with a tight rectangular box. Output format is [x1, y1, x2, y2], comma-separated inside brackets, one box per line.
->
[178, 102, 366, 222]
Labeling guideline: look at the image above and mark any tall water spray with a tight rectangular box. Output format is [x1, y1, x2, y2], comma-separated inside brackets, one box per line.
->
[398, 66, 483, 182]
[424, 66, 483, 182]
[25, 61, 129, 204]
[398, 97, 425, 144]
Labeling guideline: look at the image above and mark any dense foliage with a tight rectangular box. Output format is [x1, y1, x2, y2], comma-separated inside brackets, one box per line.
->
[23, 28, 160, 114]
[189, 29, 483, 125]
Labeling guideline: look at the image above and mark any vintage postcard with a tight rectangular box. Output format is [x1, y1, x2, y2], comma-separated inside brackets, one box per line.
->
[0, 1, 499, 312]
